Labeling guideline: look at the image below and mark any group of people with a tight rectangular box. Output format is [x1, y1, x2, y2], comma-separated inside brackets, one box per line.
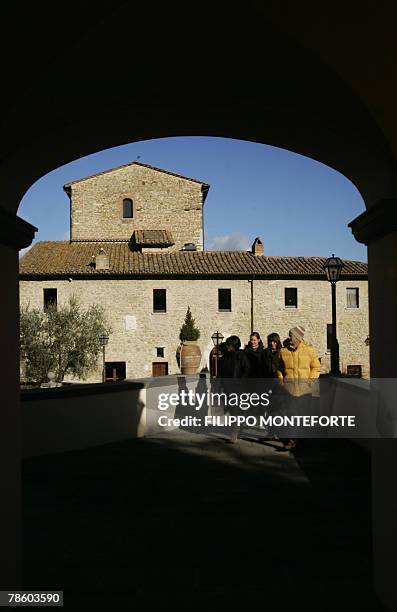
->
[217, 325, 322, 450]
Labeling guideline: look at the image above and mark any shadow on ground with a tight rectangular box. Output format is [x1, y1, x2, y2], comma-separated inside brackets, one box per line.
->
[22, 432, 385, 611]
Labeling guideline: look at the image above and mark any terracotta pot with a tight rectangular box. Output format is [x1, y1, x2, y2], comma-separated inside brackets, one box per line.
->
[180, 341, 201, 374]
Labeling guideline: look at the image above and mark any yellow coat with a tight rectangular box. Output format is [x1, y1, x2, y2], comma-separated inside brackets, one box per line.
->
[280, 341, 321, 396]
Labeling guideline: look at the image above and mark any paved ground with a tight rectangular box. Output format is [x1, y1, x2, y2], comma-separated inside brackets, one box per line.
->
[22, 430, 386, 611]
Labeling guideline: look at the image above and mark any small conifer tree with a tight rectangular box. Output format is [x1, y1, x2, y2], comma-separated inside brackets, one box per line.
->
[179, 306, 200, 341]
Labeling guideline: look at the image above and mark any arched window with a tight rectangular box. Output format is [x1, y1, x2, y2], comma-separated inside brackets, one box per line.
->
[123, 198, 133, 218]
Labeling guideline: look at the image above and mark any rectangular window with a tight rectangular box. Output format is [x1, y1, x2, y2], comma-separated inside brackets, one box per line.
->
[326, 324, 332, 351]
[153, 289, 166, 313]
[285, 287, 298, 308]
[156, 347, 165, 358]
[43, 288, 57, 311]
[346, 288, 359, 308]
[218, 288, 231, 312]
[346, 365, 362, 378]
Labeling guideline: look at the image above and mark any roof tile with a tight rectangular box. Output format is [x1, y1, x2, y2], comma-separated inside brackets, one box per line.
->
[133, 230, 175, 247]
[19, 241, 368, 277]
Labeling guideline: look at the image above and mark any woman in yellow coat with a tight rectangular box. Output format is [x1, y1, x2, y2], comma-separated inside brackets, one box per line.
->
[279, 325, 321, 450]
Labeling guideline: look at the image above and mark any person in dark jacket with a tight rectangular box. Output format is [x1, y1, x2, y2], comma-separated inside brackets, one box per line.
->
[244, 332, 266, 378]
[258, 333, 285, 439]
[263, 332, 285, 380]
[219, 335, 251, 379]
[218, 335, 250, 443]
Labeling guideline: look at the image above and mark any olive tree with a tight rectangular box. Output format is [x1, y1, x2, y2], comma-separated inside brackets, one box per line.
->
[20, 296, 112, 384]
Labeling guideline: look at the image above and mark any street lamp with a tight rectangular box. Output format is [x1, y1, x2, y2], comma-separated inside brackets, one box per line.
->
[323, 254, 344, 376]
[211, 331, 224, 377]
[99, 334, 109, 382]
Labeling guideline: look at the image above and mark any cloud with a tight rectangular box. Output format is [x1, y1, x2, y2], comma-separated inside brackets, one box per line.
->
[63, 230, 70, 240]
[206, 232, 250, 251]
[19, 245, 33, 259]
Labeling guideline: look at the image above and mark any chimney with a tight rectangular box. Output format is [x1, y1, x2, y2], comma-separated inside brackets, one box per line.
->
[95, 248, 110, 270]
[252, 237, 264, 256]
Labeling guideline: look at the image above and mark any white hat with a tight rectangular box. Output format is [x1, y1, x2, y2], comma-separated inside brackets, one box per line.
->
[289, 325, 305, 341]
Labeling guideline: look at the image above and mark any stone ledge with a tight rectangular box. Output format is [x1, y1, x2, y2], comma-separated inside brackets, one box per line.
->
[349, 199, 397, 245]
[0, 207, 37, 250]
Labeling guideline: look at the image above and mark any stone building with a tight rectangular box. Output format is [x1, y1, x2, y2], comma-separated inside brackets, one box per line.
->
[19, 161, 369, 381]
[64, 160, 209, 251]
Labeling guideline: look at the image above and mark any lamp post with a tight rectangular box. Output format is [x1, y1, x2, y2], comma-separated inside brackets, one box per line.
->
[99, 334, 109, 382]
[323, 254, 344, 376]
[211, 331, 224, 377]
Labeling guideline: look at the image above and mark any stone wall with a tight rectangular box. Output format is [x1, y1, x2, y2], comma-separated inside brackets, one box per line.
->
[68, 164, 205, 250]
[20, 277, 370, 381]
[252, 279, 369, 377]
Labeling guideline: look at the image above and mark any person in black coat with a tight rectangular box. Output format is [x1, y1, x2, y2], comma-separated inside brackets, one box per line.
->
[244, 332, 266, 378]
[263, 332, 285, 379]
[218, 335, 250, 379]
[263, 332, 288, 443]
[218, 335, 250, 443]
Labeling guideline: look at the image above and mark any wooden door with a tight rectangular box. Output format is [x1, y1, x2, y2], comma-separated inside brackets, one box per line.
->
[152, 362, 168, 376]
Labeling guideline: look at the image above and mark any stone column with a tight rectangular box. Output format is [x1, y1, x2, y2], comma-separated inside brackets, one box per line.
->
[0, 208, 36, 586]
[349, 200, 397, 611]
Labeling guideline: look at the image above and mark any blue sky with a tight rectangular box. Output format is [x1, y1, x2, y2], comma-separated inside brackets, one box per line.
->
[18, 136, 367, 262]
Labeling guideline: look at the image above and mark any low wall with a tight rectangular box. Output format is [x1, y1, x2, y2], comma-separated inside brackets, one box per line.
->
[22, 375, 380, 459]
[21, 381, 144, 458]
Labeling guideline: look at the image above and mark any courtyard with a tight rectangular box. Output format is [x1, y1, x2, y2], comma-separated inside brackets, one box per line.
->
[23, 430, 385, 610]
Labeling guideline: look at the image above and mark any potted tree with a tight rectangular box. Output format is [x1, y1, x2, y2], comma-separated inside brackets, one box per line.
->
[179, 306, 201, 374]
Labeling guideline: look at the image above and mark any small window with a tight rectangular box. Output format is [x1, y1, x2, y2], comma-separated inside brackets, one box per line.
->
[326, 324, 332, 351]
[346, 288, 359, 308]
[285, 288, 297, 308]
[153, 289, 166, 313]
[156, 347, 165, 358]
[123, 198, 133, 218]
[346, 365, 362, 378]
[218, 289, 231, 312]
[43, 288, 57, 311]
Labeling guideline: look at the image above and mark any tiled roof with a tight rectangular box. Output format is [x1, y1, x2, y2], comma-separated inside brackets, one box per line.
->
[19, 241, 368, 278]
[133, 230, 175, 246]
[63, 161, 210, 189]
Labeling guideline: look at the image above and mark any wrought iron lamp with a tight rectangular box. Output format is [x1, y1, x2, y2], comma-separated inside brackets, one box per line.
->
[323, 254, 344, 375]
[211, 331, 224, 377]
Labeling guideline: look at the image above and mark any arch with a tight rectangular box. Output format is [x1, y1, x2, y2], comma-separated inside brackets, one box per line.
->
[1, 5, 397, 215]
[122, 198, 133, 219]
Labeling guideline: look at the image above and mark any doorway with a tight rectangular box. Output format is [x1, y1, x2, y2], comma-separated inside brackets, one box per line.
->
[105, 361, 126, 381]
[152, 362, 169, 376]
